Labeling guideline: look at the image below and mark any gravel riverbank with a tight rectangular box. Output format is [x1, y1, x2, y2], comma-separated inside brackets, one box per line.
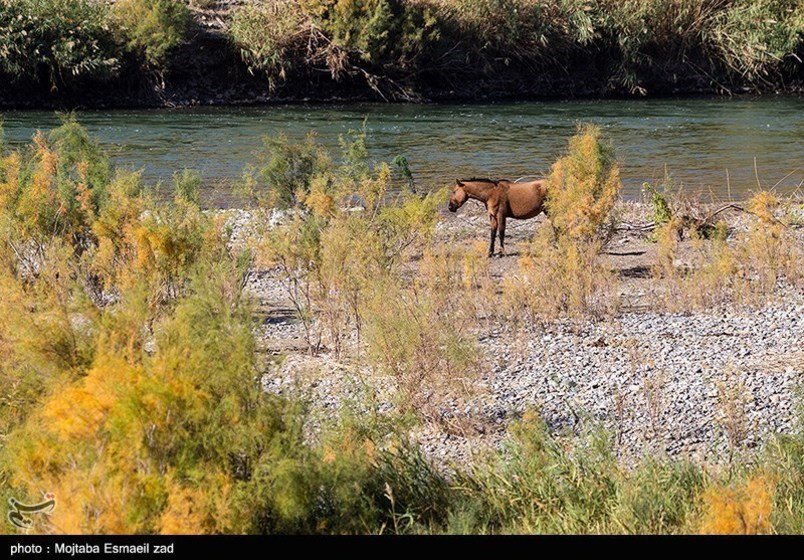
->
[227, 202, 804, 468]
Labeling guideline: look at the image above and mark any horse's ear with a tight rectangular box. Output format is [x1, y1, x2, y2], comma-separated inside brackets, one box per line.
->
[455, 179, 464, 187]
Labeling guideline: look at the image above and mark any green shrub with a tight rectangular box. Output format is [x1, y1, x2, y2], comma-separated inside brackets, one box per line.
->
[0, 115, 113, 257]
[173, 169, 202, 206]
[229, 0, 308, 85]
[642, 181, 673, 227]
[302, 0, 440, 67]
[231, 0, 440, 91]
[111, 0, 191, 71]
[0, 0, 120, 87]
[452, 412, 622, 533]
[767, 431, 804, 533]
[614, 458, 705, 533]
[227, 0, 803, 95]
[595, 0, 719, 93]
[3, 0, 803, 97]
[255, 132, 333, 209]
[244, 419, 450, 533]
[709, 0, 804, 80]
[440, 0, 593, 65]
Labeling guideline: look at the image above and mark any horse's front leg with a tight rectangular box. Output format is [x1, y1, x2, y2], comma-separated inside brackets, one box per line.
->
[488, 214, 498, 257]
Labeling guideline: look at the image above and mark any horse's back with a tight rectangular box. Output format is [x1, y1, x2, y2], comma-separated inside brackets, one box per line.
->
[503, 179, 547, 219]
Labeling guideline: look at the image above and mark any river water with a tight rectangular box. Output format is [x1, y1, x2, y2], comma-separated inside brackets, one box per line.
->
[2, 97, 802, 200]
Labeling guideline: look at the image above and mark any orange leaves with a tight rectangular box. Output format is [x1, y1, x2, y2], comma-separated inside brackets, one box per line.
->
[746, 191, 780, 225]
[158, 484, 208, 535]
[74, 161, 95, 224]
[0, 152, 22, 211]
[13, 132, 59, 239]
[42, 384, 111, 442]
[41, 354, 141, 442]
[700, 476, 774, 535]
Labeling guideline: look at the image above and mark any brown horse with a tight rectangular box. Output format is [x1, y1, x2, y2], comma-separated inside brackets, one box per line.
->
[448, 178, 548, 257]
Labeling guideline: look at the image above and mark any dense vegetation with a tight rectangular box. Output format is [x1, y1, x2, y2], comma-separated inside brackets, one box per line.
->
[1, 118, 802, 534]
[1, 0, 802, 106]
[230, 0, 804, 99]
[0, 0, 190, 98]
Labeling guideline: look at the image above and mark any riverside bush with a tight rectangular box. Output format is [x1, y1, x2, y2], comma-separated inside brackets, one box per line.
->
[231, 0, 439, 93]
[0, 0, 192, 89]
[546, 123, 620, 244]
[650, 190, 802, 311]
[229, 0, 804, 97]
[229, 0, 308, 86]
[449, 412, 703, 533]
[300, 0, 440, 67]
[0, 0, 119, 88]
[0, 120, 453, 534]
[111, 0, 191, 72]
[503, 231, 618, 320]
[250, 131, 474, 418]
[709, 0, 804, 81]
[2, 0, 802, 99]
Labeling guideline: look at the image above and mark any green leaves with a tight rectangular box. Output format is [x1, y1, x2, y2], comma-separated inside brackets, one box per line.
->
[111, 0, 191, 72]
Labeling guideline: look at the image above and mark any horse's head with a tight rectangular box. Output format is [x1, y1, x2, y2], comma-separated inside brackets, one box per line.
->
[448, 179, 468, 212]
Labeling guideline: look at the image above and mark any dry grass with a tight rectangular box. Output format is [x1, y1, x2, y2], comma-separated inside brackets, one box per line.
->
[649, 191, 803, 312]
[362, 245, 484, 426]
[715, 367, 754, 451]
[503, 231, 619, 321]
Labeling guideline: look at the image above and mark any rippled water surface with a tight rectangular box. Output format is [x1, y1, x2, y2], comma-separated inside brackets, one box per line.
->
[3, 97, 802, 199]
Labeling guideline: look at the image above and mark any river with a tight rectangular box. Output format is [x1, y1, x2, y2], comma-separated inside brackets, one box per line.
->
[2, 97, 802, 201]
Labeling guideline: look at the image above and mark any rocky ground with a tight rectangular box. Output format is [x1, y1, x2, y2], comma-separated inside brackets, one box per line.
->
[227, 201, 804, 468]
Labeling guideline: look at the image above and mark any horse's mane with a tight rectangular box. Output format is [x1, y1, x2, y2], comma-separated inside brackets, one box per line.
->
[460, 177, 509, 185]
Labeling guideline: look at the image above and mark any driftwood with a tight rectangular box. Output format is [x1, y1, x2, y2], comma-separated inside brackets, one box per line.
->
[618, 203, 753, 235]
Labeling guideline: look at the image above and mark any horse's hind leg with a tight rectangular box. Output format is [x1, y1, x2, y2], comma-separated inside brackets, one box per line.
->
[488, 215, 498, 257]
[498, 215, 507, 257]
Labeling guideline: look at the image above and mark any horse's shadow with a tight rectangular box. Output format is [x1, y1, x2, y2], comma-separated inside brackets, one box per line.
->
[618, 265, 651, 279]
[606, 250, 647, 257]
[261, 308, 298, 325]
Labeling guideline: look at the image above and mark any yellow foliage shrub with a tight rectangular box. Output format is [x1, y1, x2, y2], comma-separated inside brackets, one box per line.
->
[2, 258, 276, 534]
[739, 191, 801, 294]
[501, 124, 621, 321]
[158, 483, 209, 535]
[546, 123, 621, 244]
[700, 476, 774, 534]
